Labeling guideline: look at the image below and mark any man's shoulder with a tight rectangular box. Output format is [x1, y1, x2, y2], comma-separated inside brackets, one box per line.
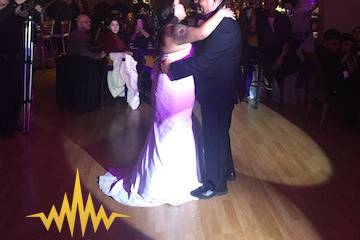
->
[70, 29, 88, 39]
[220, 18, 237, 27]
[219, 18, 240, 36]
[216, 18, 240, 35]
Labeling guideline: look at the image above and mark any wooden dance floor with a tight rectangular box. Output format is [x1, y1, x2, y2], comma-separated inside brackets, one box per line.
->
[0, 69, 359, 240]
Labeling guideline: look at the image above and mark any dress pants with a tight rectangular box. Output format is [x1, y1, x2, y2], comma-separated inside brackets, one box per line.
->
[201, 103, 235, 191]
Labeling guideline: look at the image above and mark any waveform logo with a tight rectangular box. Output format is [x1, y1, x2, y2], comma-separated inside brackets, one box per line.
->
[27, 170, 129, 237]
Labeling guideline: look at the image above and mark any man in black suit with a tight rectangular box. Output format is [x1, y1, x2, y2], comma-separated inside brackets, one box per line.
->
[167, 0, 242, 198]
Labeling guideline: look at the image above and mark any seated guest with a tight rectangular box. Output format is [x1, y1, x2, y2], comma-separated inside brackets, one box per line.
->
[339, 33, 360, 126]
[316, 28, 344, 95]
[131, 15, 151, 65]
[352, 26, 360, 58]
[99, 18, 140, 110]
[99, 18, 128, 54]
[131, 15, 151, 50]
[340, 33, 358, 77]
[68, 14, 105, 59]
[117, 17, 131, 46]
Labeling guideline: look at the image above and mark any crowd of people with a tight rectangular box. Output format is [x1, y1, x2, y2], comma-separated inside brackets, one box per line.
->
[316, 27, 360, 125]
[34, 0, 156, 61]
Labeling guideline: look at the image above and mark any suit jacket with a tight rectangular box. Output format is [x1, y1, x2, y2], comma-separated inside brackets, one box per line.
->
[169, 18, 242, 106]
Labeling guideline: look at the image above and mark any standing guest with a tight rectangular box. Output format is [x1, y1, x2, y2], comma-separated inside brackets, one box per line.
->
[132, 0, 150, 16]
[93, 1, 111, 24]
[0, 0, 28, 138]
[255, 0, 292, 91]
[287, 0, 313, 48]
[68, 14, 105, 59]
[34, 2, 44, 23]
[111, 0, 130, 17]
[73, 0, 89, 15]
[46, 0, 77, 33]
[0, 0, 26, 21]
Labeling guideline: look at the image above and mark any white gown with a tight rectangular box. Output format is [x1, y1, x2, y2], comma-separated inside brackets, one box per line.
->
[99, 44, 201, 207]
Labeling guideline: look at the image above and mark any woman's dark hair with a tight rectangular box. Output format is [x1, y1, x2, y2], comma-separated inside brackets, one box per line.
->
[154, 0, 179, 28]
[132, 14, 152, 36]
[152, 0, 180, 51]
[104, 17, 120, 28]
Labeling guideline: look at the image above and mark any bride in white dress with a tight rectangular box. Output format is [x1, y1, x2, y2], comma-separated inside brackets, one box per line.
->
[99, 0, 235, 207]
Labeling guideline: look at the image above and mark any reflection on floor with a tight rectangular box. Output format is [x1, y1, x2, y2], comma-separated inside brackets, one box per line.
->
[0, 69, 359, 240]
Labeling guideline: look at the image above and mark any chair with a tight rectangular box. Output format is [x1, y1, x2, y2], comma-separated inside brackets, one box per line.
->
[303, 51, 336, 128]
[138, 54, 156, 98]
[101, 57, 114, 110]
[51, 20, 72, 54]
[36, 20, 55, 67]
[38, 20, 55, 53]
[138, 54, 156, 81]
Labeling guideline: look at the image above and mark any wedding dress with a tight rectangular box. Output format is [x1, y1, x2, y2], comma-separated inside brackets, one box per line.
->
[99, 44, 201, 206]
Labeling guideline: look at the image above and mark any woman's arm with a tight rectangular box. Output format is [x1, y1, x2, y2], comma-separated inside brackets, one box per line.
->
[172, 7, 235, 45]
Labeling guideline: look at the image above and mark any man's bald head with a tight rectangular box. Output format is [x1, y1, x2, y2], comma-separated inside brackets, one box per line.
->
[77, 14, 91, 31]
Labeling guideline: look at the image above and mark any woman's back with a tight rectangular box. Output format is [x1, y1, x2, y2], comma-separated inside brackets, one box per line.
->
[154, 42, 194, 126]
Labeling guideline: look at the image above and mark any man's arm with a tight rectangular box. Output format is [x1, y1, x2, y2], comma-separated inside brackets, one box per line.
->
[169, 19, 235, 80]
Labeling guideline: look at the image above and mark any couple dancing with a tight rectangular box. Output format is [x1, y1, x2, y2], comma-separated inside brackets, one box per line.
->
[99, 0, 241, 207]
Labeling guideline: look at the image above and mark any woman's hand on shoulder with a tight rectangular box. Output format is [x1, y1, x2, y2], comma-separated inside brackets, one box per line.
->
[219, 6, 236, 20]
